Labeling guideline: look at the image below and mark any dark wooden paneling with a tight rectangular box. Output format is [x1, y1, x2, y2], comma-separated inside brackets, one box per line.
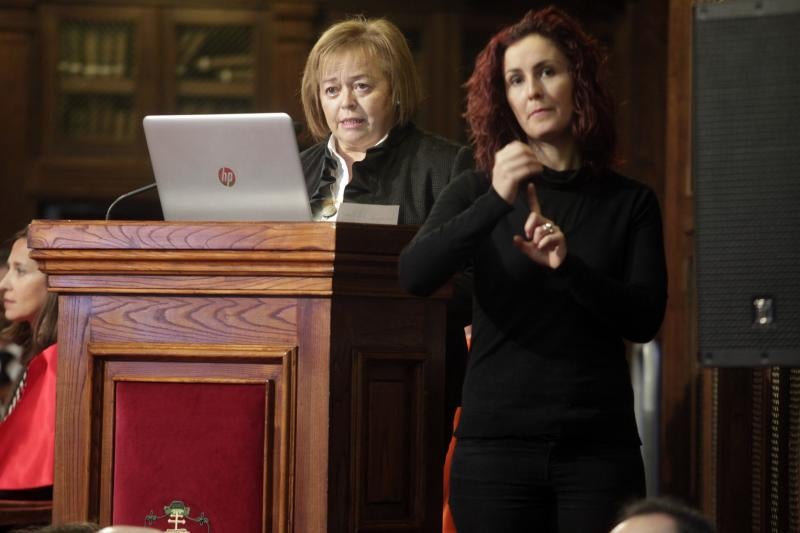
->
[713, 368, 758, 532]
[353, 352, 425, 529]
[328, 297, 444, 533]
[613, 0, 666, 197]
[0, 499, 51, 529]
[268, 2, 317, 141]
[661, 0, 698, 505]
[0, 7, 37, 237]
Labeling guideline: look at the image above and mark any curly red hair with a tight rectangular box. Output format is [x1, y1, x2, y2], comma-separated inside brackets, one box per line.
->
[465, 6, 616, 173]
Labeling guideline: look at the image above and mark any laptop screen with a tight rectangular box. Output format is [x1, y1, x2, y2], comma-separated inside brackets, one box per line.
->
[143, 113, 312, 222]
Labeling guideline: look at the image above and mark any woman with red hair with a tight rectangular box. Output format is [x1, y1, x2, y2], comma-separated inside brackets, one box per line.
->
[399, 6, 667, 532]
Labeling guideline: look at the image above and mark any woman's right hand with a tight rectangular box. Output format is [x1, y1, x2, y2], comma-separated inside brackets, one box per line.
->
[490, 141, 543, 204]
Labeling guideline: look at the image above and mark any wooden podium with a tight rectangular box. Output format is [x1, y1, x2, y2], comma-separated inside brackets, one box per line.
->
[28, 220, 447, 533]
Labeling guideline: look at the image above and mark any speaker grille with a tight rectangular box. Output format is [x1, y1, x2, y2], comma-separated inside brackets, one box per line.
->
[694, 3, 800, 366]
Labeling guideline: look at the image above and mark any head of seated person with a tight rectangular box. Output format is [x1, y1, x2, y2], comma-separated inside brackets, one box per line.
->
[300, 16, 421, 169]
[610, 497, 715, 533]
[0, 228, 57, 370]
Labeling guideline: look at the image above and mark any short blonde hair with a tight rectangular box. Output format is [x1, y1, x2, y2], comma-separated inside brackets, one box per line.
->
[301, 17, 422, 141]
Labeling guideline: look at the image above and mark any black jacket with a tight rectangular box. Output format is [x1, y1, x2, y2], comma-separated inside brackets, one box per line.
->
[301, 122, 473, 224]
[301, 122, 474, 437]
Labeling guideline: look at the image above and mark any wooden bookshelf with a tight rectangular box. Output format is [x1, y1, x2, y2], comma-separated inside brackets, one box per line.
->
[161, 8, 266, 113]
[40, 5, 158, 156]
[60, 78, 136, 94]
[31, 3, 315, 204]
[176, 79, 253, 99]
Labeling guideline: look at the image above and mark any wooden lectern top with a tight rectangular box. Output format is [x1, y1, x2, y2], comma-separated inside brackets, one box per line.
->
[27, 220, 438, 298]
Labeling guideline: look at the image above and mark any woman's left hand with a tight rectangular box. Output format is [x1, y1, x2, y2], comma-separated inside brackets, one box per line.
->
[512, 183, 567, 269]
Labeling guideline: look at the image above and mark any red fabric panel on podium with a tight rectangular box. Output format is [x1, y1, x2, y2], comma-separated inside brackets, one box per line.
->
[112, 381, 266, 531]
[0, 344, 58, 490]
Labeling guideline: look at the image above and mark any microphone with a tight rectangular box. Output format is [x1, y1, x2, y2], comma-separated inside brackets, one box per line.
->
[105, 183, 158, 221]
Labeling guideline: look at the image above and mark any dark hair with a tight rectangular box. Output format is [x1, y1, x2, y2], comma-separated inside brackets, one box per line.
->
[465, 5, 616, 173]
[0, 226, 58, 364]
[617, 497, 716, 533]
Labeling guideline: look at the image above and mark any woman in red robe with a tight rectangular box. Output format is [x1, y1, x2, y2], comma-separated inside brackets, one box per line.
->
[0, 227, 59, 495]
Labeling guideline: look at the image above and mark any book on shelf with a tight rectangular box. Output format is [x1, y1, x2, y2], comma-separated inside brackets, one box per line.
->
[111, 29, 129, 78]
[59, 25, 131, 80]
[217, 68, 255, 83]
[58, 25, 83, 75]
[97, 29, 114, 77]
[83, 28, 100, 77]
[113, 107, 131, 140]
[194, 53, 252, 72]
[175, 30, 208, 76]
[64, 95, 135, 141]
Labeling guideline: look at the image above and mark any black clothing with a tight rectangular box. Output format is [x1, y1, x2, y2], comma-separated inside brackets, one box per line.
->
[398, 167, 667, 445]
[301, 122, 475, 435]
[300, 122, 473, 225]
[450, 438, 645, 533]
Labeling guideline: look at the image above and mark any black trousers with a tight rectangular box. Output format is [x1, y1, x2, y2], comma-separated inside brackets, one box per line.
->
[449, 438, 645, 533]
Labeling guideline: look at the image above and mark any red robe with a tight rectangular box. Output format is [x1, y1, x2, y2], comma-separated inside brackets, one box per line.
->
[0, 344, 57, 489]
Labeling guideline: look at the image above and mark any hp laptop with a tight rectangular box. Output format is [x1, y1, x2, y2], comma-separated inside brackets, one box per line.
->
[142, 113, 312, 221]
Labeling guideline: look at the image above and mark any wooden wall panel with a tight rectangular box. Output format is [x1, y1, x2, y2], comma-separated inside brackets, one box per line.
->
[353, 352, 425, 529]
[268, 2, 317, 147]
[328, 297, 444, 533]
[0, 7, 37, 236]
[662, 0, 699, 504]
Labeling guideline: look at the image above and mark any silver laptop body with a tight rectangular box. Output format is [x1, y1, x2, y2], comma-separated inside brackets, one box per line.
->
[143, 112, 312, 222]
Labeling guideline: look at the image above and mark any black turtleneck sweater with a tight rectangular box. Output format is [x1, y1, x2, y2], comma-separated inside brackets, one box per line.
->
[399, 167, 667, 444]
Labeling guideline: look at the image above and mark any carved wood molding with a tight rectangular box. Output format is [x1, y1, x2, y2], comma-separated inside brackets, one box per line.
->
[88, 341, 291, 361]
[29, 221, 430, 298]
[48, 274, 333, 295]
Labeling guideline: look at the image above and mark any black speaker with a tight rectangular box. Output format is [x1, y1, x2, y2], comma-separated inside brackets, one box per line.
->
[694, 0, 800, 366]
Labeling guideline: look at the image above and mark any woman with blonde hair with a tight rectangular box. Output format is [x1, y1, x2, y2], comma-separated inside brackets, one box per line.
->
[300, 16, 474, 447]
[300, 16, 473, 225]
